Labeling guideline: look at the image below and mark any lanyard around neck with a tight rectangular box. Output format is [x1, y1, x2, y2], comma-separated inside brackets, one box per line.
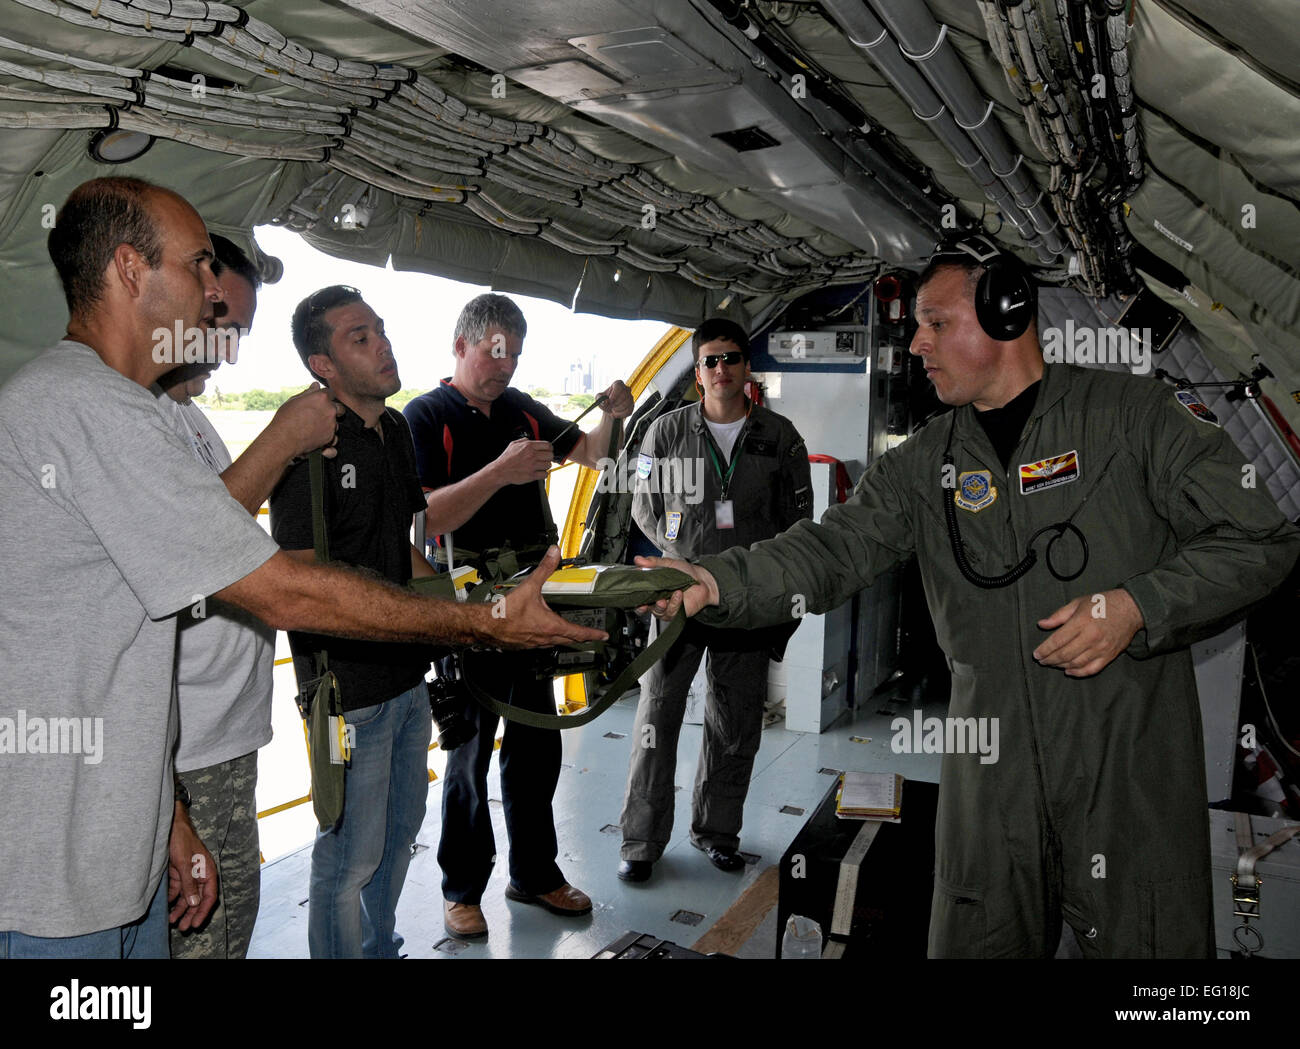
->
[703, 401, 751, 498]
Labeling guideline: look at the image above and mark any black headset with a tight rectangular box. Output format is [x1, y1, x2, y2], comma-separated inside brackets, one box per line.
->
[927, 234, 1036, 341]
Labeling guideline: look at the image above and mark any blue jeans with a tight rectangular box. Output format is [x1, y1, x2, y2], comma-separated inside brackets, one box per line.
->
[308, 682, 431, 959]
[0, 873, 168, 959]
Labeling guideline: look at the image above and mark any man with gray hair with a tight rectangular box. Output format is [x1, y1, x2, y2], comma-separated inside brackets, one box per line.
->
[0, 178, 600, 958]
[404, 292, 634, 940]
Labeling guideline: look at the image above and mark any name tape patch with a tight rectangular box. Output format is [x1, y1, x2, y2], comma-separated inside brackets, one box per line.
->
[1019, 450, 1080, 495]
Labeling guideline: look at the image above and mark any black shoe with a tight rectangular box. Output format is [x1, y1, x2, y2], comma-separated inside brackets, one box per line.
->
[617, 859, 653, 883]
[702, 846, 745, 872]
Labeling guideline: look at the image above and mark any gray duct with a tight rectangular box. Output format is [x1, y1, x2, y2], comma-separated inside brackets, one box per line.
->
[820, 0, 1065, 263]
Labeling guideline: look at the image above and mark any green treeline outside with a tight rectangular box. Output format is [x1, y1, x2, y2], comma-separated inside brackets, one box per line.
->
[195, 388, 597, 413]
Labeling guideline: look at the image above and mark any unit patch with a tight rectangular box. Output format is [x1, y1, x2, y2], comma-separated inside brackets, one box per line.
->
[954, 470, 997, 513]
[1018, 450, 1080, 495]
[637, 452, 653, 479]
[1175, 390, 1220, 426]
[665, 511, 682, 541]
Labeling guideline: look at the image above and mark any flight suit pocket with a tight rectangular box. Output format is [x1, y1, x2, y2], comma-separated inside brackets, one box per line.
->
[1061, 900, 1101, 956]
[1138, 872, 1214, 959]
[928, 874, 987, 959]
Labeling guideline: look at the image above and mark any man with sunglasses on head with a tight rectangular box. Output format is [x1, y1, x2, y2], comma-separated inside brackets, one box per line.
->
[616, 318, 812, 884]
[0, 179, 598, 960]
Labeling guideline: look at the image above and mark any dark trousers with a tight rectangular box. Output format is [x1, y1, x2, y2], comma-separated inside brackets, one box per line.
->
[438, 657, 564, 903]
[620, 619, 771, 862]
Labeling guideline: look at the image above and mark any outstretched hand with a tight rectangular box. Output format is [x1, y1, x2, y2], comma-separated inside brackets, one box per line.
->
[488, 546, 609, 648]
[633, 555, 720, 619]
[1034, 588, 1144, 677]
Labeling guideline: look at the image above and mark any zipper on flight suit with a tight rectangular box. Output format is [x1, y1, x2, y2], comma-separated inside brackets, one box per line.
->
[989, 415, 1059, 842]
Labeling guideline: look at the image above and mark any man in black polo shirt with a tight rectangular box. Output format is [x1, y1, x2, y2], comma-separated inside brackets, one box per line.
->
[404, 293, 633, 940]
[270, 285, 438, 958]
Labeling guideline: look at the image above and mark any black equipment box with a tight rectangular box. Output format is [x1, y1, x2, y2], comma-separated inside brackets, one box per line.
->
[776, 777, 938, 958]
[593, 932, 713, 959]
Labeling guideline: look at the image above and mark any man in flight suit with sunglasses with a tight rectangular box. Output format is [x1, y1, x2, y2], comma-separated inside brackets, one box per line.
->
[639, 239, 1300, 956]
[617, 318, 812, 883]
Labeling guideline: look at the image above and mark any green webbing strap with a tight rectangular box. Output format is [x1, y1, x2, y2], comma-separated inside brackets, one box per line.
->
[307, 450, 330, 680]
[459, 607, 686, 730]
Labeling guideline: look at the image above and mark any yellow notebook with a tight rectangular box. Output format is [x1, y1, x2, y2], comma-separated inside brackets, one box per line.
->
[835, 771, 904, 822]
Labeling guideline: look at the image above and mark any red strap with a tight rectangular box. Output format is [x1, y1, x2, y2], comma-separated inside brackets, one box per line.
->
[807, 453, 852, 503]
[442, 424, 454, 478]
[1260, 394, 1300, 463]
[522, 410, 540, 441]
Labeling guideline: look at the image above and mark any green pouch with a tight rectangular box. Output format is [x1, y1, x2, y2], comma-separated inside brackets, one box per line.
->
[539, 564, 698, 609]
[407, 574, 460, 601]
[459, 562, 698, 730]
[473, 563, 696, 610]
[304, 669, 348, 832]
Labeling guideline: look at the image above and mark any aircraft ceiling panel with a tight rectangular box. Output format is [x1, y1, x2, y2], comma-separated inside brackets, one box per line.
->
[1132, 1, 1300, 198]
[0, 0, 1296, 454]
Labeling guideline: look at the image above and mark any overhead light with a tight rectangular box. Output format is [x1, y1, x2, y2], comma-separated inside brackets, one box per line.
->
[88, 127, 155, 164]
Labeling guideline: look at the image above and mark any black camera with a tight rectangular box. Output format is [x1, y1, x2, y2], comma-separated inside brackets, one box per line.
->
[427, 659, 476, 751]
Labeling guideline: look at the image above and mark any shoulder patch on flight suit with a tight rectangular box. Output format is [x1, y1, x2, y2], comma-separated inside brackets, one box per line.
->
[1019, 450, 1079, 495]
[665, 511, 682, 541]
[637, 452, 653, 479]
[743, 436, 776, 456]
[955, 470, 997, 513]
[1175, 390, 1220, 426]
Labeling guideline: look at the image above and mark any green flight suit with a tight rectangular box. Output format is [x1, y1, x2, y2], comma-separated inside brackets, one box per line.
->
[622, 400, 813, 861]
[697, 363, 1300, 958]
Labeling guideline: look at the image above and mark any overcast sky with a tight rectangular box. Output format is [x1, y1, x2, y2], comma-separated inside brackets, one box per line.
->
[213, 224, 671, 397]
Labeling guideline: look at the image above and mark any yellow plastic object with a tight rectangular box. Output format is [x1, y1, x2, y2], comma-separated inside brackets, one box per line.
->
[540, 566, 601, 593]
[558, 325, 691, 559]
[559, 324, 691, 711]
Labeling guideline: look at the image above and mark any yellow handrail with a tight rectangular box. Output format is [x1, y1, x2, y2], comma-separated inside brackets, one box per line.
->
[257, 329, 688, 822]
[559, 325, 691, 712]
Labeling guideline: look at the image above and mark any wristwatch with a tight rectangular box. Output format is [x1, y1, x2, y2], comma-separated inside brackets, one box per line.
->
[174, 774, 192, 809]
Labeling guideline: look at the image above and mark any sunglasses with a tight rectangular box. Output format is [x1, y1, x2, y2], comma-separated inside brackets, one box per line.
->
[699, 351, 745, 369]
[304, 284, 362, 315]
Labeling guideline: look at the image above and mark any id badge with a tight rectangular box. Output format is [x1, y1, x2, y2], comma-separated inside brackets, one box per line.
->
[714, 499, 735, 529]
[329, 715, 353, 765]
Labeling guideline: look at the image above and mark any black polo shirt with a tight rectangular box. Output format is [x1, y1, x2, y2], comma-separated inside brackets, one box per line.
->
[270, 403, 431, 711]
[403, 380, 581, 554]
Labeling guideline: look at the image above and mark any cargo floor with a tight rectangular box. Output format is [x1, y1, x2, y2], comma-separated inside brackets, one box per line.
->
[247, 683, 945, 959]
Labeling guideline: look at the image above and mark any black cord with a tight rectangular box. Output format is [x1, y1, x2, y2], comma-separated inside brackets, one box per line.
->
[940, 413, 1094, 589]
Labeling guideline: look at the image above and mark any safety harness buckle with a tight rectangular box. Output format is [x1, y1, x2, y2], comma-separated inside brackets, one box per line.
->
[1230, 873, 1261, 920]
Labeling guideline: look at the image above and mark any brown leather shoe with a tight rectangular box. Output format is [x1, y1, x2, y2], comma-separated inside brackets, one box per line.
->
[444, 900, 488, 940]
[504, 881, 593, 916]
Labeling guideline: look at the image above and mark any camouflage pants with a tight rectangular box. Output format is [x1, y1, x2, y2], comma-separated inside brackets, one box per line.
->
[170, 751, 261, 959]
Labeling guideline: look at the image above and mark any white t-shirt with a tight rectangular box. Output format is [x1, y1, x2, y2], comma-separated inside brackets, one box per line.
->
[0, 342, 279, 937]
[155, 391, 276, 773]
[705, 416, 746, 462]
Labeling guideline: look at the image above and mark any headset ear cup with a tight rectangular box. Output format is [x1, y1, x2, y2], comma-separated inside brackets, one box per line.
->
[975, 259, 1035, 341]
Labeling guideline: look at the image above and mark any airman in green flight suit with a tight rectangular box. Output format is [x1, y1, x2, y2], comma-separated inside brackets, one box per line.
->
[640, 242, 1300, 958]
